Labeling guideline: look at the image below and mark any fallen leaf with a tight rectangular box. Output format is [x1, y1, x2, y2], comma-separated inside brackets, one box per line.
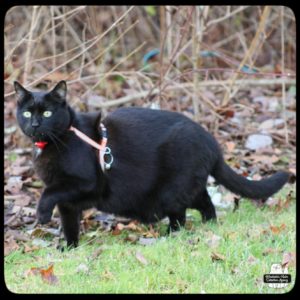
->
[101, 270, 115, 281]
[5, 229, 29, 242]
[135, 251, 148, 265]
[270, 223, 286, 235]
[225, 231, 237, 240]
[259, 118, 284, 132]
[112, 227, 121, 236]
[282, 252, 296, 268]
[26, 264, 58, 285]
[262, 248, 279, 256]
[247, 255, 258, 265]
[22, 243, 40, 253]
[39, 265, 59, 285]
[126, 221, 139, 231]
[265, 197, 280, 208]
[11, 165, 31, 176]
[211, 251, 225, 261]
[31, 238, 51, 247]
[248, 154, 279, 165]
[231, 266, 240, 274]
[82, 208, 97, 220]
[206, 234, 222, 248]
[124, 233, 139, 243]
[4, 176, 23, 194]
[4, 236, 19, 256]
[12, 206, 36, 217]
[225, 141, 236, 153]
[90, 247, 104, 260]
[27, 227, 60, 238]
[143, 225, 159, 238]
[76, 263, 89, 274]
[216, 107, 235, 119]
[14, 194, 32, 206]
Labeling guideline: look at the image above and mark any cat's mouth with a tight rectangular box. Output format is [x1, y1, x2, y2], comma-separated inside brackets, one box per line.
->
[28, 131, 48, 142]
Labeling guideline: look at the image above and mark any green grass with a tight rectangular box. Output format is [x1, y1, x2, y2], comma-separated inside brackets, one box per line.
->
[5, 187, 296, 294]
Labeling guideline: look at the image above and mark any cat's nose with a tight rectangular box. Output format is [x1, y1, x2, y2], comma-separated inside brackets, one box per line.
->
[31, 120, 40, 128]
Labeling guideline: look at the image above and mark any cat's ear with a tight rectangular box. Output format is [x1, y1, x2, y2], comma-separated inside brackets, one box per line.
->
[50, 81, 67, 101]
[14, 81, 29, 102]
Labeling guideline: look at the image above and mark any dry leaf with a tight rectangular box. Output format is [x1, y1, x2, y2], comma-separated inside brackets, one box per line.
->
[143, 225, 159, 238]
[247, 255, 258, 265]
[91, 247, 104, 260]
[14, 194, 31, 206]
[124, 233, 139, 243]
[4, 236, 19, 256]
[26, 264, 58, 285]
[22, 243, 40, 253]
[82, 208, 97, 220]
[4, 176, 23, 194]
[40, 265, 59, 285]
[270, 223, 286, 235]
[282, 252, 296, 268]
[76, 263, 89, 274]
[11, 166, 31, 176]
[225, 141, 236, 153]
[262, 248, 279, 256]
[206, 234, 222, 248]
[135, 251, 148, 265]
[211, 251, 225, 261]
[112, 227, 121, 235]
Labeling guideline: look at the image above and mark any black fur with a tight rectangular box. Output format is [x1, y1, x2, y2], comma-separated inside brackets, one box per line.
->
[15, 81, 290, 247]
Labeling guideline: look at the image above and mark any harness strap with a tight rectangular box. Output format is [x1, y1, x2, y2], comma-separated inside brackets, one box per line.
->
[69, 124, 112, 172]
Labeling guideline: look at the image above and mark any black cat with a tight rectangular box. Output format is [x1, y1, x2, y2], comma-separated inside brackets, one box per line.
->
[15, 81, 290, 247]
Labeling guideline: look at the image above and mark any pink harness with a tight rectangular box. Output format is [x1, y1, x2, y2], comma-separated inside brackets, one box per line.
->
[35, 124, 113, 172]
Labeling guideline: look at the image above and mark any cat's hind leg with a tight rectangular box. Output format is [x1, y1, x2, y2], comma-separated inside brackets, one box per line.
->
[192, 189, 217, 222]
[168, 211, 186, 233]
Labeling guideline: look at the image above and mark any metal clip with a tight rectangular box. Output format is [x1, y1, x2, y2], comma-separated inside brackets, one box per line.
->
[103, 147, 113, 170]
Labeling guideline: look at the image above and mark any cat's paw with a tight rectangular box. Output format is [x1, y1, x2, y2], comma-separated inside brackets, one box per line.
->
[36, 208, 52, 224]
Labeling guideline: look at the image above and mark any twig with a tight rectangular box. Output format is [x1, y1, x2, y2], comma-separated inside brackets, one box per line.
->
[5, 6, 135, 95]
[192, 6, 201, 121]
[51, 7, 56, 69]
[53, 6, 94, 65]
[52, 6, 86, 20]
[206, 6, 250, 27]
[192, 6, 209, 121]
[87, 77, 295, 109]
[281, 7, 289, 145]
[23, 6, 39, 84]
[222, 6, 271, 105]
[68, 20, 139, 81]
[81, 41, 146, 98]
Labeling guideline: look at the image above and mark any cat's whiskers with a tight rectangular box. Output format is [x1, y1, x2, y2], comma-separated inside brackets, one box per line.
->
[42, 125, 70, 151]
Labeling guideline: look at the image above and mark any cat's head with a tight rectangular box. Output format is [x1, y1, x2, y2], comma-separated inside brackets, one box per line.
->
[15, 81, 72, 142]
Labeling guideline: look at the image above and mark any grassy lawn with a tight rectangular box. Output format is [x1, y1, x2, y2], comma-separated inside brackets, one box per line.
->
[5, 187, 295, 294]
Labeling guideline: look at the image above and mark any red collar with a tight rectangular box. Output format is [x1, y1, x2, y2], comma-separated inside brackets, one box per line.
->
[34, 141, 48, 149]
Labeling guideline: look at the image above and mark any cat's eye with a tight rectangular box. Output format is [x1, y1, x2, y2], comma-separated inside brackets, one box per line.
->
[43, 111, 52, 118]
[23, 111, 31, 118]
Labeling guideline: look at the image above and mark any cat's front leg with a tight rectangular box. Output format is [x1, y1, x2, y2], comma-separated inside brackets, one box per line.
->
[36, 189, 57, 224]
[57, 203, 81, 248]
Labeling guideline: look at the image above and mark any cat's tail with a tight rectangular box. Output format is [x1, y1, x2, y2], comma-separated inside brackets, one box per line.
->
[212, 159, 290, 200]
